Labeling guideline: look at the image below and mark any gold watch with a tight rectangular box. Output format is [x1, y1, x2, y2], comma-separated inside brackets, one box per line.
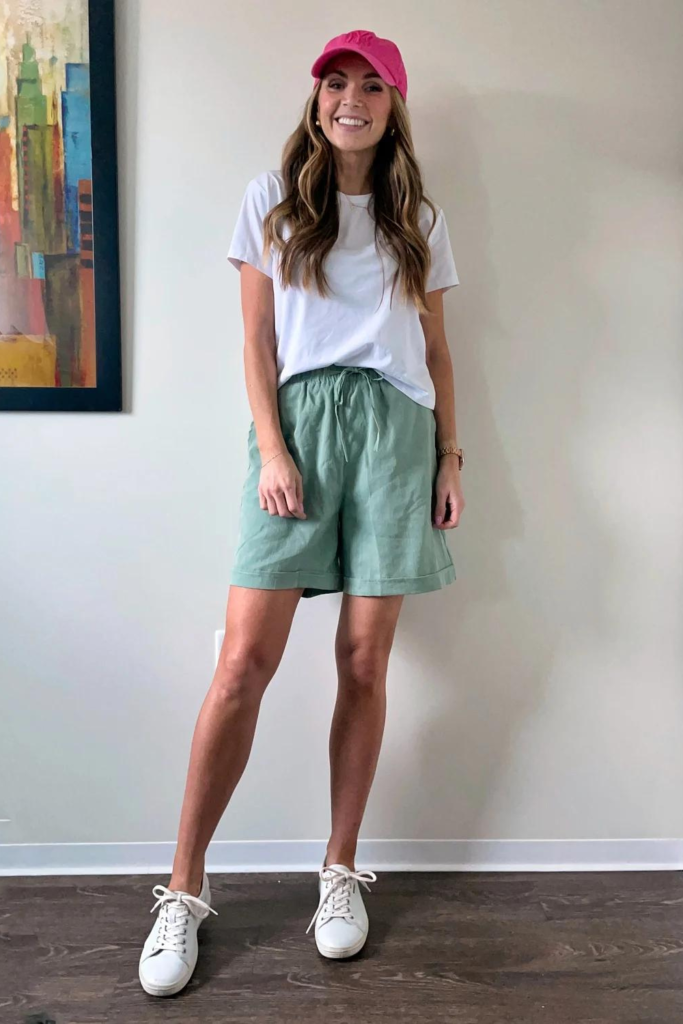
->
[436, 443, 464, 470]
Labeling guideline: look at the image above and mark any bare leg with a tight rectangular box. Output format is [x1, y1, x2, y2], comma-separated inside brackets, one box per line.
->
[324, 594, 405, 872]
[168, 585, 303, 896]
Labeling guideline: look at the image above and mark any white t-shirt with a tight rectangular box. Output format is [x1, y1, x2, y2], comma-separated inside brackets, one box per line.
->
[227, 169, 459, 409]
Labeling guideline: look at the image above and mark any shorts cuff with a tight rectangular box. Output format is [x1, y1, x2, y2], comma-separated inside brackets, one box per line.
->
[230, 568, 342, 592]
[342, 562, 456, 597]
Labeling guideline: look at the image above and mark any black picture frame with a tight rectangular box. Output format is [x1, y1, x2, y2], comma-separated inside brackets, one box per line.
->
[0, 0, 122, 412]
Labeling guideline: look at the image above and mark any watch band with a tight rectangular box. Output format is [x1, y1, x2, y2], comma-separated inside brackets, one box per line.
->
[436, 444, 464, 470]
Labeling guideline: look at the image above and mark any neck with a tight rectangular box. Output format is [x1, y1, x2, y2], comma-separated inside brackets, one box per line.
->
[334, 151, 375, 195]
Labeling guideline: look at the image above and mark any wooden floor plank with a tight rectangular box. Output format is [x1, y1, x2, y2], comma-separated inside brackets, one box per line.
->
[1, 870, 682, 1023]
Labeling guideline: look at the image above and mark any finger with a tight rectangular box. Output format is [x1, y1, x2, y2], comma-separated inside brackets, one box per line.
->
[433, 494, 448, 526]
[293, 475, 306, 517]
[266, 493, 278, 516]
[284, 485, 306, 519]
[273, 491, 292, 517]
[444, 499, 462, 527]
[258, 485, 267, 511]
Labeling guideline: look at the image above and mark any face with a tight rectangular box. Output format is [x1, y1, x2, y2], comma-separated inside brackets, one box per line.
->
[316, 53, 393, 152]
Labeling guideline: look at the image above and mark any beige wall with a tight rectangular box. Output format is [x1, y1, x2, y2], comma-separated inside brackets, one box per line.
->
[2, 0, 683, 871]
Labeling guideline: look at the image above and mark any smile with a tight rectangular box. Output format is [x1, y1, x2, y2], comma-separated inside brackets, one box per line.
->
[334, 117, 370, 131]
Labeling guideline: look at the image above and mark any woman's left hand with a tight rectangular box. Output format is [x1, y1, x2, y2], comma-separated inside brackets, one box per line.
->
[432, 457, 465, 529]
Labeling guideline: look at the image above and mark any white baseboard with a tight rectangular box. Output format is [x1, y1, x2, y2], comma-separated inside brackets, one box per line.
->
[1, 838, 682, 875]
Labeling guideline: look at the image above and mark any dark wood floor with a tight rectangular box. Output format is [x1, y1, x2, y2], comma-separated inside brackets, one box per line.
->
[2, 870, 682, 1023]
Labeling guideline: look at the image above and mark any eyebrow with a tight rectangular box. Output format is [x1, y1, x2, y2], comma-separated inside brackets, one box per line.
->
[324, 69, 383, 81]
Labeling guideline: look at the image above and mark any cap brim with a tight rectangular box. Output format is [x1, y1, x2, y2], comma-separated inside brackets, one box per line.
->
[311, 45, 397, 90]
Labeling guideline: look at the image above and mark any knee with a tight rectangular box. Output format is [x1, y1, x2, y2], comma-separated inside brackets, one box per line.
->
[335, 639, 389, 692]
[213, 644, 278, 701]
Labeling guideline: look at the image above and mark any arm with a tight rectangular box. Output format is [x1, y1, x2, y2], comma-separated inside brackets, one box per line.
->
[238, 262, 306, 519]
[420, 288, 460, 449]
[420, 288, 465, 528]
[239, 262, 287, 463]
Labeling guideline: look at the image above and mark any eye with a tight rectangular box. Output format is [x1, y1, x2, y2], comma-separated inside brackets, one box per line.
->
[327, 80, 383, 92]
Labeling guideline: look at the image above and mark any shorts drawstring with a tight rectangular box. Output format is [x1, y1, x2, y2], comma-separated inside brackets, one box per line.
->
[332, 367, 384, 462]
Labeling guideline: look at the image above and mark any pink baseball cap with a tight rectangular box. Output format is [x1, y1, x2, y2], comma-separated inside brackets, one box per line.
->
[311, 29, 408, 102]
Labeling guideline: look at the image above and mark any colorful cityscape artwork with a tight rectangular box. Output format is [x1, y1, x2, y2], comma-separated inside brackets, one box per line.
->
[0, 0, 120, 411]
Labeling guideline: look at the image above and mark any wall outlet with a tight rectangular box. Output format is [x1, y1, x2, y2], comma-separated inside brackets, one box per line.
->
[214, 630, 225, 668]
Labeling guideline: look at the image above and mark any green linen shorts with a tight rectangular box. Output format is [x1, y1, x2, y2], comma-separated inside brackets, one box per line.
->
[230, 364, 456, 599]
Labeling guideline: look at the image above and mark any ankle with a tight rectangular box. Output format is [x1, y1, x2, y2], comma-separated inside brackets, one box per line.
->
[168, 870, 204, 897]
[324, 851, 356, 871]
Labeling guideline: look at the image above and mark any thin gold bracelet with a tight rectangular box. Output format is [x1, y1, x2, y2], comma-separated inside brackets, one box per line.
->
[261, 451, 285, 469]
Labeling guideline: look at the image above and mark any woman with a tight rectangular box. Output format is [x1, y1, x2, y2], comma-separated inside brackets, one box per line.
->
[139, 29, 465, 997]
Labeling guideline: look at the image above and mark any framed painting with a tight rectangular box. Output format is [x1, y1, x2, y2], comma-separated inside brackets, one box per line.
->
[0, 0, 121, 411]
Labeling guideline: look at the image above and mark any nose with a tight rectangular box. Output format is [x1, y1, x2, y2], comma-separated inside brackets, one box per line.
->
[340, 93, 366, 115]
[341, 81, 366, 104]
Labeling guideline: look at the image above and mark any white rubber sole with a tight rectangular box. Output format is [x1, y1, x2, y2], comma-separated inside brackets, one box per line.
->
[139, 964, 195, 997]
[315, 929, 368, 959]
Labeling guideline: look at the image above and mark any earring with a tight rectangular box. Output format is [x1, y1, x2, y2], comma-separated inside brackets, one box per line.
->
[316, 119, 321, 126]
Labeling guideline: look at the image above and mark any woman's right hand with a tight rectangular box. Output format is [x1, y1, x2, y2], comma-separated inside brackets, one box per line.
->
[258, 449, 306, 519]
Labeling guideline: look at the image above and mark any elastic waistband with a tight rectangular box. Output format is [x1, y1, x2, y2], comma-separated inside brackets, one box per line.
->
[282, 364, 383, 387]
[281, 364, 383, 463]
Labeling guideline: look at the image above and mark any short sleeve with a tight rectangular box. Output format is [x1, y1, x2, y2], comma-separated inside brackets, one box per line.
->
[425, 207, 460, 293]
[227, 176, 274, 278]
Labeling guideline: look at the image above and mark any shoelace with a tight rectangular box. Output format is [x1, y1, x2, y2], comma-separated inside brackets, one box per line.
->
[305, 865, 377, 935]
[332, 367, 384, 463]
[149, 883, 218, 954]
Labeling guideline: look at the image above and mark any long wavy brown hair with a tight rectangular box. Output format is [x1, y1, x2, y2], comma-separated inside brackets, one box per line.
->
[261, 82, 440, 317]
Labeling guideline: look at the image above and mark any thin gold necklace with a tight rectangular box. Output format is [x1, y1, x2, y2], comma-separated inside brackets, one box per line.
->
[339, 192, 372, 209]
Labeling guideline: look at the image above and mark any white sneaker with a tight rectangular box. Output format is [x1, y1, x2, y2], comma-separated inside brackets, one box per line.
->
[305, 862, 377, 958]
[139, 871, 218, 997]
